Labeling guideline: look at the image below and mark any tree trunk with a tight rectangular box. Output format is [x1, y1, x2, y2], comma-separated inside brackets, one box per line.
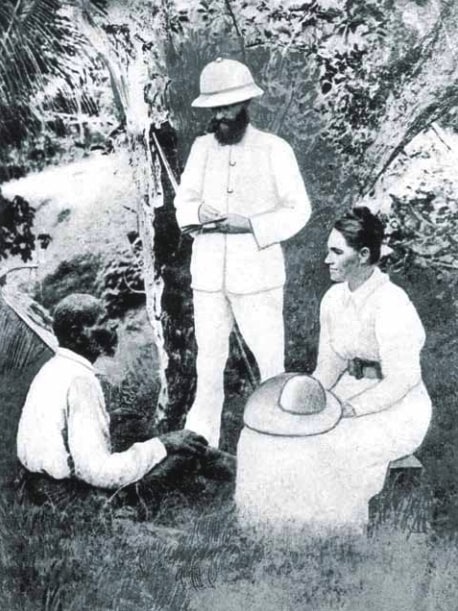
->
[131, 126, 169, 424]
[77, 11, 171, 425]
[149, 122, 197, 431]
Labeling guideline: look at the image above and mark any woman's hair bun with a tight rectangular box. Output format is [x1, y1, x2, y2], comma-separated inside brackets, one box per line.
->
[334, 206, 385, 264]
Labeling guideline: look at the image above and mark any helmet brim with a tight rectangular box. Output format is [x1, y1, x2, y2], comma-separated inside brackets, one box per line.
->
[192, 84, 264, 108]
[243, 374, 343, 437]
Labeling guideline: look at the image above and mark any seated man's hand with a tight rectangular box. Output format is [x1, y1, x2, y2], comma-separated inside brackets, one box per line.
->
[159, 430, 208, 456]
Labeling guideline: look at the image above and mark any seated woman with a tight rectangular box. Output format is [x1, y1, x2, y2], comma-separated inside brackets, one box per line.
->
[235, 207, 432, 533]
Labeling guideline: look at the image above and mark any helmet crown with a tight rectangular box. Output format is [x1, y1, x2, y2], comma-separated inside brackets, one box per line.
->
[192, 58, 263, 108]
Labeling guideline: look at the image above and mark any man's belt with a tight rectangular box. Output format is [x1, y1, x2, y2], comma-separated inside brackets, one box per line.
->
[347, 357, 382, 380]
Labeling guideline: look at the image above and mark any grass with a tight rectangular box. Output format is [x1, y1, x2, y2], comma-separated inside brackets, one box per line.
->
[1, 356, 458, 611]
[0, 486, 456, 611]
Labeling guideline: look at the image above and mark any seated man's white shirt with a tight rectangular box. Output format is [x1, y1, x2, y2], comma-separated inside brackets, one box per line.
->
[17, 348, 167, 489]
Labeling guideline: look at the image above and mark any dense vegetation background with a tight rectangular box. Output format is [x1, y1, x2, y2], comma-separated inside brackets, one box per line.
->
[0, 0, 457, 608]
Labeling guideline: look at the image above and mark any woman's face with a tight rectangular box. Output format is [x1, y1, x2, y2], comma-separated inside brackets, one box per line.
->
[325, 228, 362, 283]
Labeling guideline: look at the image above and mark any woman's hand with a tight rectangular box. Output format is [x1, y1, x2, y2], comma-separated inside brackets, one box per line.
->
[341, 401, 357, 418]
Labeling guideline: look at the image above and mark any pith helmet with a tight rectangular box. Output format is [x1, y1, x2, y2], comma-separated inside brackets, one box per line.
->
[192, 58, 264, 108]
[243, 373, 342, 437]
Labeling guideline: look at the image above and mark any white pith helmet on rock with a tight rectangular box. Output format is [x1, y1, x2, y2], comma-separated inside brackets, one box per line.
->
[192, 57, 264, 108]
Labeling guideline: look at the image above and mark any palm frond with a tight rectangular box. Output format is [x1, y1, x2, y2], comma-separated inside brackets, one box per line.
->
[0, 288, 56, 373]
[0, 0, 105, 143]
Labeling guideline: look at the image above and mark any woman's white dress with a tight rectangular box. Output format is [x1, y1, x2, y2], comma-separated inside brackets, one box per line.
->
[236, 268, 432, 532]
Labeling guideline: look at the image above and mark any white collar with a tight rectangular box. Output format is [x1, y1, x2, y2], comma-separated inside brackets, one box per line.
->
[56, 347, 95, 373]
[342, 267, 389, 310]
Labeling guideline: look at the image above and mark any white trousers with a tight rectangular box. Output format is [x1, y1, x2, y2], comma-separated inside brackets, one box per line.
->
[185, 288, 285, 447]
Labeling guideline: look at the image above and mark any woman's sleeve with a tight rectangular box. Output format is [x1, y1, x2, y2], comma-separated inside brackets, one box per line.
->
[349, 293, 425, 417]
[313, 291, 347, 390]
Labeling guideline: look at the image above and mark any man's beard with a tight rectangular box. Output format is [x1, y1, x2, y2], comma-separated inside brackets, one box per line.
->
[207, 107, 250, 145]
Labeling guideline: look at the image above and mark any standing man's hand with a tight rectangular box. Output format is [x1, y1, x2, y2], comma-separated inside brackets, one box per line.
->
[159, 430, 208, 456]
[198, 204, 251, 233]
[198, 203, 224, 223]
[217, 213, 251, 233]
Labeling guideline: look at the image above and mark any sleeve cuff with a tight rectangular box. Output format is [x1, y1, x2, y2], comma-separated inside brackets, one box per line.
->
[175, 202, 203, 228]
[249, 215, 274, 250]
[135, 437, 168, 469]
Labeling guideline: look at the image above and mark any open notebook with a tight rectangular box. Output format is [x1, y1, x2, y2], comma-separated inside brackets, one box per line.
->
[181, 217, 227, 234]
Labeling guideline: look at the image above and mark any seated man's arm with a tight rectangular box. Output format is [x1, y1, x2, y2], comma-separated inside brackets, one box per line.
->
[67, 376, 168, 489]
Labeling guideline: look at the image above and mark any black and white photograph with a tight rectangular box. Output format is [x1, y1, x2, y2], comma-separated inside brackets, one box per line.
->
[0, 0, 457, 609]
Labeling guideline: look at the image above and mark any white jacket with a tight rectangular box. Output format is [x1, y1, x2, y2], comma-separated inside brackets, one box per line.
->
[174, 125, 311, 294]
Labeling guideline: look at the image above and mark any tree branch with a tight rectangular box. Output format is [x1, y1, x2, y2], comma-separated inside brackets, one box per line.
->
[224, 0, 246, 61]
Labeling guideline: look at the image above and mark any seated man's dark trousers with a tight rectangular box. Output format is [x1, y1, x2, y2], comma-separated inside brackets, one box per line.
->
[14, 465, 103, 510]
[14, 457, 199, 513]
[14, 448, 235, 516]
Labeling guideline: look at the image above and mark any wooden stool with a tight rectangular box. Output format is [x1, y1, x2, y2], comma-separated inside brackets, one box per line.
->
[389, 454, 423, 489]
[369, 454, 427, 532]
[389, 454, 423, 472]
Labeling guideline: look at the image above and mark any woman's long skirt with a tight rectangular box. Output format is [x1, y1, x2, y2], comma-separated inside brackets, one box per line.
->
[235, 375, 432, 534]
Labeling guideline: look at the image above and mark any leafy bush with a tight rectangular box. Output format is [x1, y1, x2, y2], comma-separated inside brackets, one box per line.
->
[0, 193, 35, 262]
[36, 253, 102, 312]
[99, 238, 145, 318]
[383, 188, 458, 283]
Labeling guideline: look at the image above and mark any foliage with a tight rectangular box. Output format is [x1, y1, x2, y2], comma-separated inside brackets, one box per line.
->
[99, 236, 145, 317]
[75, 0, 457, 429]
[36, 252, 102, 311]
[0, 193, 35, 262]
[0, 0, 115, 179]
[384, 189, 458, 282]
[159, 0, 457, 201]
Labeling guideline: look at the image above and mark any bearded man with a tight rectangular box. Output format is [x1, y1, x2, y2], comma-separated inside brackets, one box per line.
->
[174, 58, 311, 448]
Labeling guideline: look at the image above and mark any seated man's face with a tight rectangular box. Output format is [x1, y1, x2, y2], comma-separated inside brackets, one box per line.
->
[77, 316, 118, 363]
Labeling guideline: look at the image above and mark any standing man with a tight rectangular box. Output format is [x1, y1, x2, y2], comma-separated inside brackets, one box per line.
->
[174, 58, 311, 448]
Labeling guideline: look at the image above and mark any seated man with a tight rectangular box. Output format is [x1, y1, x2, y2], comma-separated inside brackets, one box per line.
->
[16, 293, 217, 509]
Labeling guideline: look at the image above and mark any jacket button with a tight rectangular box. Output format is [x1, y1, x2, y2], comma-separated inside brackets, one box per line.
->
[229, 160, 236, 167]
[227, 188, 234, 194]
